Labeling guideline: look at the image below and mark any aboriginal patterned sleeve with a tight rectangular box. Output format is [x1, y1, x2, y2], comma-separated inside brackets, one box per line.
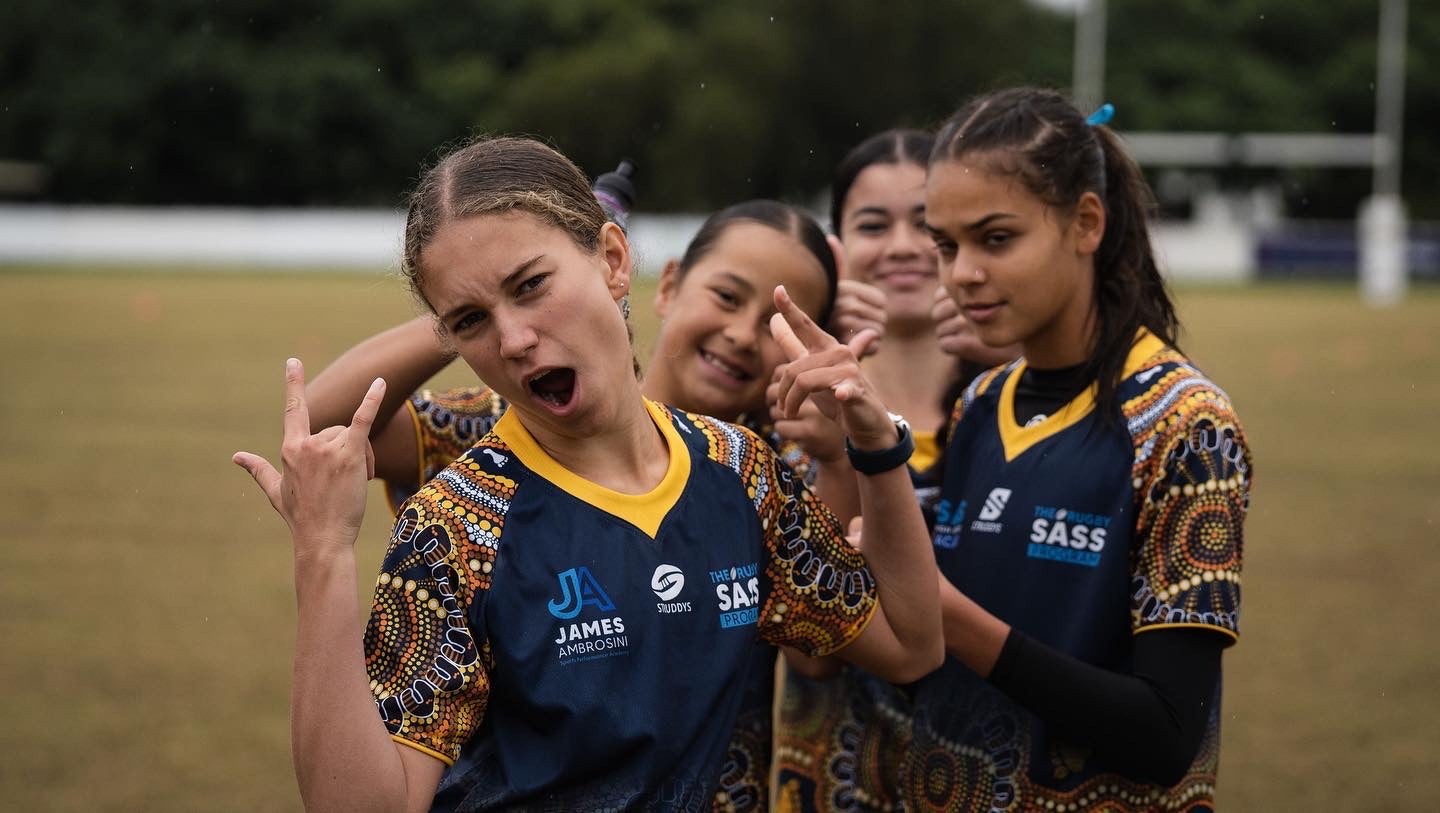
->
[1125, 364, 1252, 642]
[365, 455, 511, 764]
[386, 386, 508, 510]
[726, 421, 879, 657]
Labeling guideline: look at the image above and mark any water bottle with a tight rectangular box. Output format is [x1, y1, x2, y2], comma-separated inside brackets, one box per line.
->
[593, 159, 637, 233]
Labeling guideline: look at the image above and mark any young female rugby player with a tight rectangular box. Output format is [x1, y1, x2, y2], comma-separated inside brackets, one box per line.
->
[232, 136, 942, 812]
[901, 88, 1253, 811]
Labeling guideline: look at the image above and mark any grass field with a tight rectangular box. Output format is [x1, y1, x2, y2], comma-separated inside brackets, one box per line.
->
[1, 268, 1437, 811]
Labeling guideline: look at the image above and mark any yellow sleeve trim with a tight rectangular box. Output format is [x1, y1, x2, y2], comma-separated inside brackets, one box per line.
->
[405, 397, 426, 489]
[390, 734, 455, 767]
[1134, 621, 1238, 644]
[810, 592, 881, 658]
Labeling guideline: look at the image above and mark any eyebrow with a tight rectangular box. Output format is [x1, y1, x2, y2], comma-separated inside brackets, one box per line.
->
[438, 254, 545, 323]
[850, 206, 891, 219]
[714, 271, 756, 293]
[924, 212, 1019, 238]
[962, 212, 1019, 231]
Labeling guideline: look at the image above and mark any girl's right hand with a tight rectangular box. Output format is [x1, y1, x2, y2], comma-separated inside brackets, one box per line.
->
[826, 235, 887, 356]
[830, 279, 888, 355]
[234, 358, 385, 558]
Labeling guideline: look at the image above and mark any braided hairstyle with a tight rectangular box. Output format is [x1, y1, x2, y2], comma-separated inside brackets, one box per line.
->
[931, 87, 1179, 421]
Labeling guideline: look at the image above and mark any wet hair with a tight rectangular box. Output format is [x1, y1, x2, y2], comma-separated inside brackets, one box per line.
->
[930, 87, 1179, 422]
[830, 128, 934, 234]
[675, 200, 839, 329]
[401, 135, 640, 375]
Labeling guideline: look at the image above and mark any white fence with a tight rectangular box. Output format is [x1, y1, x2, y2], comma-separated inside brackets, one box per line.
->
[0, 204, 1248, 281]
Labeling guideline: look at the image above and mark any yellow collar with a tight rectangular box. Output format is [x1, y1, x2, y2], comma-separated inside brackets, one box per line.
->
[492, 399, 690, 538]
[996, 330, 1167, 462]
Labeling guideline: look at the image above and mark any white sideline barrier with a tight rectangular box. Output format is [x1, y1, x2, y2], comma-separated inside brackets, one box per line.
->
[0, 204, 1250, 281]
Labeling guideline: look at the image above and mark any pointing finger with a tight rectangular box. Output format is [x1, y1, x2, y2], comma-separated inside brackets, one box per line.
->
[282, 358, 310, 443]
[769, 310, 808, 363]
[773, 285, 835, 353]
[348, 377, 386, 440]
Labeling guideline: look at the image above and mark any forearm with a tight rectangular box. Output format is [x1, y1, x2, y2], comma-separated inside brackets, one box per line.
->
[308, 317, 455, 435]
[854, 464, 943, 678]
[812, 457, 861, 525]
[937, 575, 1010, 677]
[987, 628, 1222, 786]
[290, 547, 412, 812]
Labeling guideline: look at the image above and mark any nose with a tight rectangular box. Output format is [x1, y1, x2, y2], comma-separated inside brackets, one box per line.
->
[887, 221, 925, 259]
[495, 310, 539, 360]
[944, 247, 986, 288]
[721, 312, 760, 353]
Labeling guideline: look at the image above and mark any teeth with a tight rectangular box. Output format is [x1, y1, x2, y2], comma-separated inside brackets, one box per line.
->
[701, 351, 747, 379]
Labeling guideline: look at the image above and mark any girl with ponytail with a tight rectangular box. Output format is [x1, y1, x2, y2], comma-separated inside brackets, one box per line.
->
[903, 87, 1254, 811]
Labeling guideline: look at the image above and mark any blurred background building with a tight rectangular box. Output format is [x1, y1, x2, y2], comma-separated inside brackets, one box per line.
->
[1, 0, 1432, 282]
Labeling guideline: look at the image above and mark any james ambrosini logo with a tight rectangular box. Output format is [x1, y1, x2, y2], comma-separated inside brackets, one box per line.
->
[548, 566, 629, 664]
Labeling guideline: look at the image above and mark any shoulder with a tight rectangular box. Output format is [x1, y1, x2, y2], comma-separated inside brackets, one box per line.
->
[398, 429, 526, 556]
[1121, 345, 1253, 509]
[951, 360, 1019, 426]
[668, 408, 778, 475]
[1121, 347, 1248, 453]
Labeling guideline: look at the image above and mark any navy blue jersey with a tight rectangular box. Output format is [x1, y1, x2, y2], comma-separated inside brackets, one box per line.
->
[363, 400, 877, 812]
[903, 332, 1251, 811]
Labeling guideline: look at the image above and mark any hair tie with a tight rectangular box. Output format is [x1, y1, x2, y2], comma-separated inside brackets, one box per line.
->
[1085, 103, 1115, 126]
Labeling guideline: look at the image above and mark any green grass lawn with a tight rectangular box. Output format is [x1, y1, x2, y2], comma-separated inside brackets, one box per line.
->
[1, 269, 1436, 811]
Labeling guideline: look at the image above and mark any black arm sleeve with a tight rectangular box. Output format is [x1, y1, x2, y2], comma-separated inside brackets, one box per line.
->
[987, 626, 1225, 787]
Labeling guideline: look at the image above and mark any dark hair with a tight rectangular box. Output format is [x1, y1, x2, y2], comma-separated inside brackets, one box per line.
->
[401, 135, 608, 309]
[830, 128, 934, 234]
[675, 200, 839, 329]
[930, 87, 1179, 421]
[401, 135, 640, 376]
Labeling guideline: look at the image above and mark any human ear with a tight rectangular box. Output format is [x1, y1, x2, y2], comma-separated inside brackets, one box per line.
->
[654, 258, 682, 319]
[598, 221, 632, 302]
[1072, 191, 1106, 256]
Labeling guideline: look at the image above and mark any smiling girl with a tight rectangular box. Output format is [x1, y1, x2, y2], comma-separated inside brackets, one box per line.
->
[902, 88, 1253, 811]
[233, 136, 942, 812]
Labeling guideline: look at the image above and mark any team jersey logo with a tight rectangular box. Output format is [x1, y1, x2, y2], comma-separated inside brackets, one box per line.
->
[1027, 505, 1113, 567]
[711, 563, 760, 629]
[651, 563, 692, 614]
[969, 487, 1011, 533]
[979, 487, 1012, 521]
[547, 566, 616, 619]
[933, 498, 967, 549]
[548, 567, 630, 663]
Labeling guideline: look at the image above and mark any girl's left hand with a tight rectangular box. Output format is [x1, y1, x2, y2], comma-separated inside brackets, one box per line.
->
[769, 285, 898, 451]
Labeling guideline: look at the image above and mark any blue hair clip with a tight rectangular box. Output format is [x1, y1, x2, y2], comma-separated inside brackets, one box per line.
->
[1086, 103, 1115, 126]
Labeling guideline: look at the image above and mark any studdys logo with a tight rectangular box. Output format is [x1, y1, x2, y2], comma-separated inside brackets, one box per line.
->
[651, 563, 692, 614]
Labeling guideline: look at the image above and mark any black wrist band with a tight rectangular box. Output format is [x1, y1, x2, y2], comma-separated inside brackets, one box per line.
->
[845, 420, 914, 475]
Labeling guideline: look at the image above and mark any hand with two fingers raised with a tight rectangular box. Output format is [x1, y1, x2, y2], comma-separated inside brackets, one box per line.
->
[825, 235, 887, 358]
[233, 358, 386, 558]
[769, 285, 898, 452]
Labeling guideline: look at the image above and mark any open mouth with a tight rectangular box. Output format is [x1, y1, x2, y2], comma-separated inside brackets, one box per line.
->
[527, 367, 577, 410]
[699, 349, 753, 383]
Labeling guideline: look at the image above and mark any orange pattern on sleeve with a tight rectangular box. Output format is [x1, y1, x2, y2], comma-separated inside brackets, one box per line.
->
[687, 413, 878, 658]
[365, 450, 514, 763]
